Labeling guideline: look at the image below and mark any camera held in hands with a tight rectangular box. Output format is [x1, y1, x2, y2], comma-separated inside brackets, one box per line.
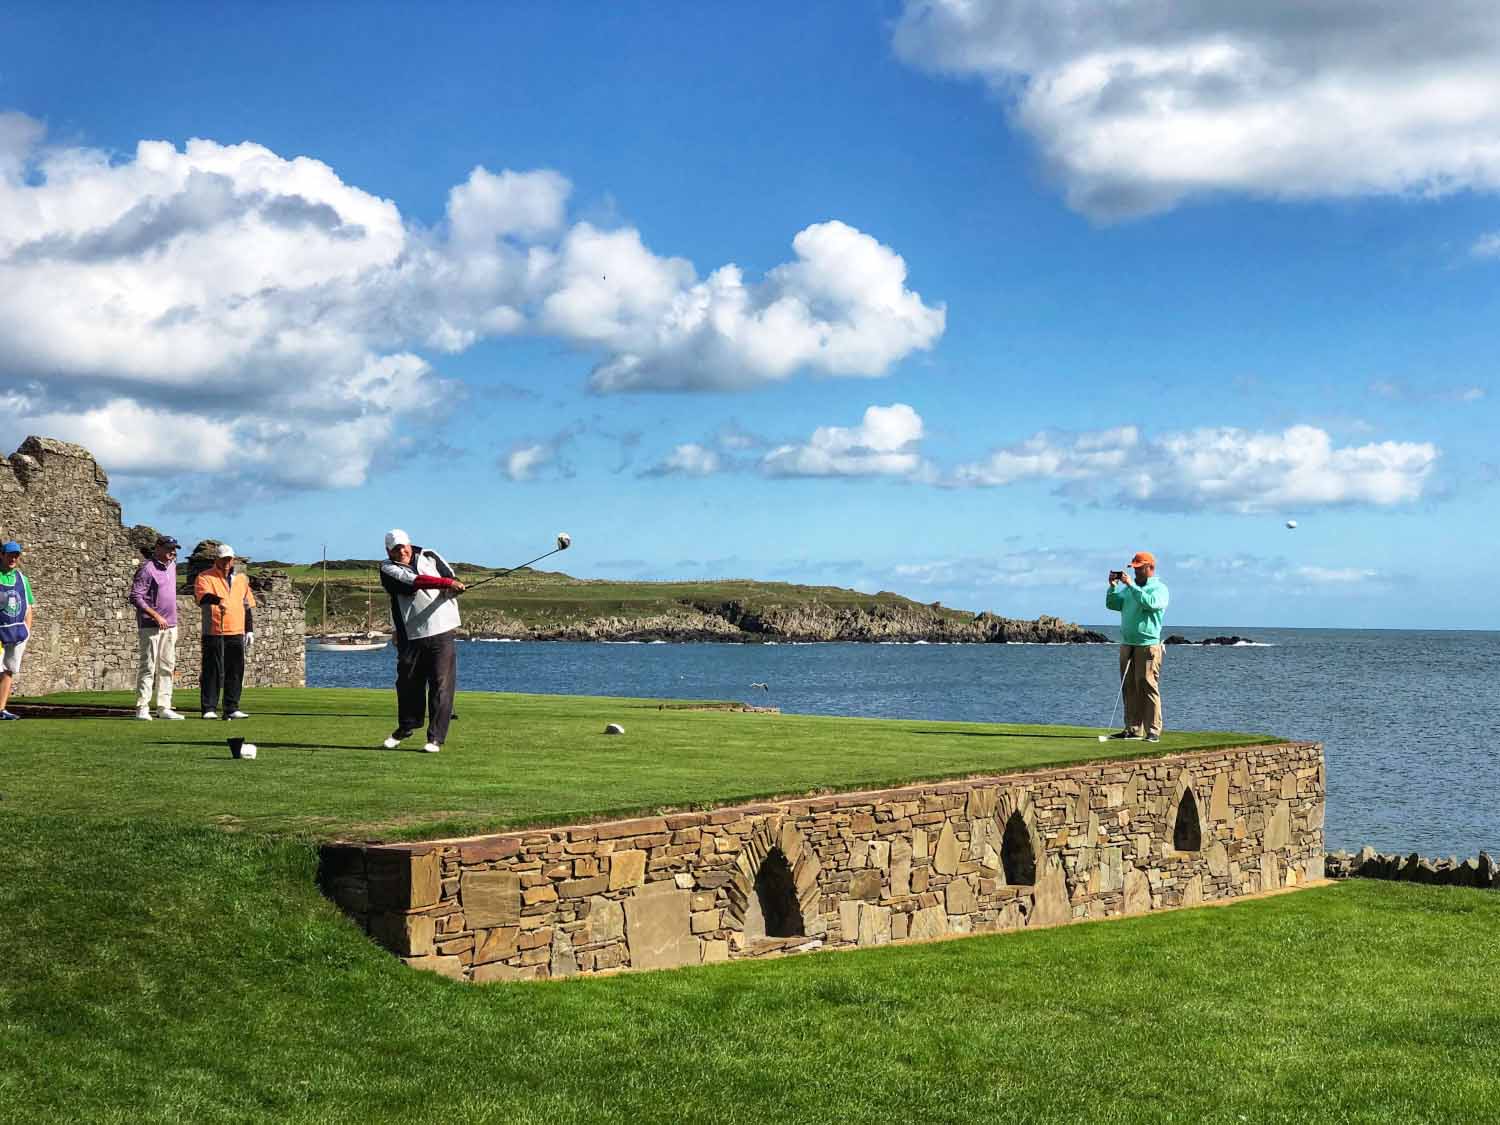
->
[1109, 570, 1125, 582]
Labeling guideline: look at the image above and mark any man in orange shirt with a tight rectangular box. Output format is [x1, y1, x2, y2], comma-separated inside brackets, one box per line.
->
[193, 543, 256, 720]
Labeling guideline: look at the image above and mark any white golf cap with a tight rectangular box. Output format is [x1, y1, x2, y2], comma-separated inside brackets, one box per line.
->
[384, 528, 411, 551]
[215, 543, 236, 558]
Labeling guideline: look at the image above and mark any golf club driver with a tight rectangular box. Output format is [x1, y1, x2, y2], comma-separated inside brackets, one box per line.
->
[1097, 659, 1131, 743]
[460, 533, 572, 592]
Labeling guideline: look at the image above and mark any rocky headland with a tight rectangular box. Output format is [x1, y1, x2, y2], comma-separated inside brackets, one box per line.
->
[462, 601, 1110, 644]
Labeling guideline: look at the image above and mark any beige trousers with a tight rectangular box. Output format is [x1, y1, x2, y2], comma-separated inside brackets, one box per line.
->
[1119, 643, 1163, 736]
[136, 625, 177, 711]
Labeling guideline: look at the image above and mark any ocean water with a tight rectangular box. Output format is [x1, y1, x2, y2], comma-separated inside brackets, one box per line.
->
[308, 627, 1500, 858]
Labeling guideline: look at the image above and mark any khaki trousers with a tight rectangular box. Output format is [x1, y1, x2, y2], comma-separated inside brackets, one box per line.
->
[136, 625, 177, 711]
[1119, 643, 1163, 736]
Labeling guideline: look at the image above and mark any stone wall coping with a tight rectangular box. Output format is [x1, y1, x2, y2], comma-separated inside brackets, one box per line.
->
[333, 739, 1319, 855]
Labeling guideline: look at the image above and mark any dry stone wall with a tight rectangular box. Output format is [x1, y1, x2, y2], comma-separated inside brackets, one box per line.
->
[321, 741, 1325, 982]
[0, 436, 304, 694]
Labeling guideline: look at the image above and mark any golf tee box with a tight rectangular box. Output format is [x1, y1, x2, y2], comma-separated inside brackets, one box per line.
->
[320, 740, 1324, 983]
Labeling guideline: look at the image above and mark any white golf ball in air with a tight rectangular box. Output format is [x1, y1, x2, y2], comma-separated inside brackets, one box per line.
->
[1285, 520, 1298, 529]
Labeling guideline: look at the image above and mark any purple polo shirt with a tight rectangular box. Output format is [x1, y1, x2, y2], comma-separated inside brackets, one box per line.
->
[130, 558, 178, 628]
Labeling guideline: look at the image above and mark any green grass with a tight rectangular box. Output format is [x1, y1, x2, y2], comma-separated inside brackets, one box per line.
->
[4, 690, 1496, 1123]
[1, 817, 1496, 1124]
[11, 688, 1274, 840]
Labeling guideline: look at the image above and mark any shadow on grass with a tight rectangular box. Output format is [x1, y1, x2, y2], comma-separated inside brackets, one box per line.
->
[158, 741, 387, 753]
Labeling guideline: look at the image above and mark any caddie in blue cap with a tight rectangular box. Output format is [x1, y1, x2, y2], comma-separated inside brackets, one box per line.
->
[0, 539, 34, 720]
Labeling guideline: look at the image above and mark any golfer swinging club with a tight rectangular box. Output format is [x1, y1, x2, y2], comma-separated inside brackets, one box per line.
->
[1105, 550, 1169, 743]
[379, 529, 466, 753]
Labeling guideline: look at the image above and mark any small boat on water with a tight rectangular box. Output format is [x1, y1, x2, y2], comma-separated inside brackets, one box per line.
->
[306, 549, 390, 652]
[308, 633, 389, 653]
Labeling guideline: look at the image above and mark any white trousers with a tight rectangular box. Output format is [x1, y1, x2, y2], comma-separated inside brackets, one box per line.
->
[136, 625, 177, 711]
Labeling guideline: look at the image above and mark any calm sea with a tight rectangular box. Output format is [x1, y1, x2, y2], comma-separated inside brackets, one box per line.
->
[308, 627, 1500, 858]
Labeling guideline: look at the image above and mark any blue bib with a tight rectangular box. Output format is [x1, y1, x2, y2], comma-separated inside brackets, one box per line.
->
[0, 571, 29, 644]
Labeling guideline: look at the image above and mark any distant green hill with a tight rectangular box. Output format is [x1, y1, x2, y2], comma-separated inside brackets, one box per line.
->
[265, 562, 1107, 644]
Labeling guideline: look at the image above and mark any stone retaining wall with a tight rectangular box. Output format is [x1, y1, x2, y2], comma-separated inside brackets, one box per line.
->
[0, 435, 304, 694]
[320, 741, 1325, 982]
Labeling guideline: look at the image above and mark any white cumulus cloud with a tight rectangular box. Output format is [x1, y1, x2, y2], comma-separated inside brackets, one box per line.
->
[0, 114, 943, 490]
[762, 403, 930, 478]
[952, 423, 1438, 510]
[894, 0, 1500, 220]
[640, 443, 721, 478]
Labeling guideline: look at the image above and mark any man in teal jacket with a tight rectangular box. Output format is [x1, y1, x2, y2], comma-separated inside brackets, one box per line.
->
[1105, 550, 1169, 742]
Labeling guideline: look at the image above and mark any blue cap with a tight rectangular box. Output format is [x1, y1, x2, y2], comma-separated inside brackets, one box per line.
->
[1, 541, 20, 554]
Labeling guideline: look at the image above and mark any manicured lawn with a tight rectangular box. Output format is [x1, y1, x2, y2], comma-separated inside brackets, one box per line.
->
[5, 689, 1493, 1123]
[9, 688, 1276, 841]
[1, 816, 1497, 1123]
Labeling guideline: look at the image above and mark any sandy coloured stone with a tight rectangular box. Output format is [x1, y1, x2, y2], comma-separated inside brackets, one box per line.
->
[1122, 866, 1151, 914]
[623, 881, 697, 970]
[609, 849, 647, 890]
[1264, 801, 1290, 849]
[1180, 874, 1204, 907]
[1209, 773, 1230, 821]
[868, 840, 891, 871]
[403, 954, 464, 980]
[690, 910, 721, 934]
[944, 875, 976, 915]
[1206, 842, 1229, 877]
[523, 884, 558, 906]
[848, 869, 882, 901]
[857, 903, 892, 946]
[912, 827, 928, 860]
[559, 875, 608, 898]
[461, 870, 522, 927]
[838, 900, 861, 941]
[472, 961, 527, 984]
[933, 822, 961, 875]
[1098, 847, 1123, 893]
[908, 904, 947, 940]
[1260, 851, 1280, 891]
[1280, 772, 1297, 799]
[473, 926, 520, 964]
[588, 896, 625, 943]
[1029, 858, 1071, 927]
[700, 940, 730, 963]
[890, 837, 912, 898]
[550, 931, 579, 977]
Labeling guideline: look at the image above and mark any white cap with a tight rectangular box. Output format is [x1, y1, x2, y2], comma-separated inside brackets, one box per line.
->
[384, 528, 411, 551]
[215, 543, 235, 559]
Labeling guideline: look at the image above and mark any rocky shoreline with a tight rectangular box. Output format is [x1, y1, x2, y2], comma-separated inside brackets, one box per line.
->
[1326, 847, 1498, 889]
[456, 601, 1111, 645]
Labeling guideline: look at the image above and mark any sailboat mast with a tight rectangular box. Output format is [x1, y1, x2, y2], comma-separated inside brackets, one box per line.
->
[321, 546, 327, 635]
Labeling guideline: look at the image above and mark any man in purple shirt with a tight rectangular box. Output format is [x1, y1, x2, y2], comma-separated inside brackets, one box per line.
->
[131, 534, 184, 720]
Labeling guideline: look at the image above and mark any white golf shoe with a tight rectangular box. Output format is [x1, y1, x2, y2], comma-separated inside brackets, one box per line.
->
[202, 711, 218, 720]
[422, 741, 441, 754]
[134, 708, 153, 721]
[227, 710, 249, 720]
[159, 708, 185, 720]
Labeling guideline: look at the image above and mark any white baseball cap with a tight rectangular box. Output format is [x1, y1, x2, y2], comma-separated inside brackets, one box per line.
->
[215, 543, 236, 559]
[384, 528, 411, 551]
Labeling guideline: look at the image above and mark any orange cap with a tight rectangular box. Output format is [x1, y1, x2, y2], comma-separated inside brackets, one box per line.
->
[1128, 551, 1156, 568]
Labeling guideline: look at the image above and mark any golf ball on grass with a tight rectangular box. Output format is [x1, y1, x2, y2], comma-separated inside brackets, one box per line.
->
[241, 743, 257, 759]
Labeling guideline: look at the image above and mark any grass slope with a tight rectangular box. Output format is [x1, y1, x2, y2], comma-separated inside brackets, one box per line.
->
[11, 688, 1275, 840]
[270, 561, 984, 631]
[2, 817, 1497, 1123]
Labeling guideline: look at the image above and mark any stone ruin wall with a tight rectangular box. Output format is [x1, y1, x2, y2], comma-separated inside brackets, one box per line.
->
[321, 741, 1325, 982]
[0, 436, 304, 695]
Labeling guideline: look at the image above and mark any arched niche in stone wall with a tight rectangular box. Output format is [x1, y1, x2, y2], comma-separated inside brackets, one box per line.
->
[1170, 769, 1208, 853]
[724, 818, 821, 942]
[991, 788, 1045, 889]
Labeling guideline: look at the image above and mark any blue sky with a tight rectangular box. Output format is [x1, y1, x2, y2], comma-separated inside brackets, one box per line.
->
[2, 2, 1497, 628]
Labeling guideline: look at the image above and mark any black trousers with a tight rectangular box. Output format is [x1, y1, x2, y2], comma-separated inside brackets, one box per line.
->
[201, 634, 245, 715]
[395, 631, 457, 745]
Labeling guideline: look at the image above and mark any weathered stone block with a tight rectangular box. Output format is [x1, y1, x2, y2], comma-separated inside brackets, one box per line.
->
[473, 926, 520, 964]
[944, 875, 976, 915]
[849, 869, 882, 901]
[908, 904, 947, 940]
[559, 875, 608, 898]
[857, 903, 892, 946]
[933, 822, 961, 875]
[462, 870, 522, 927]
[1030, 858, 1070, 927]
[609, 850, 647, 890]
[402, 954, 464, 980]
[623, 881, 697, 970]
[368, 848, 442, 910]
[368, 912, 435, 957]
[1122, 866, 1151, 915]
